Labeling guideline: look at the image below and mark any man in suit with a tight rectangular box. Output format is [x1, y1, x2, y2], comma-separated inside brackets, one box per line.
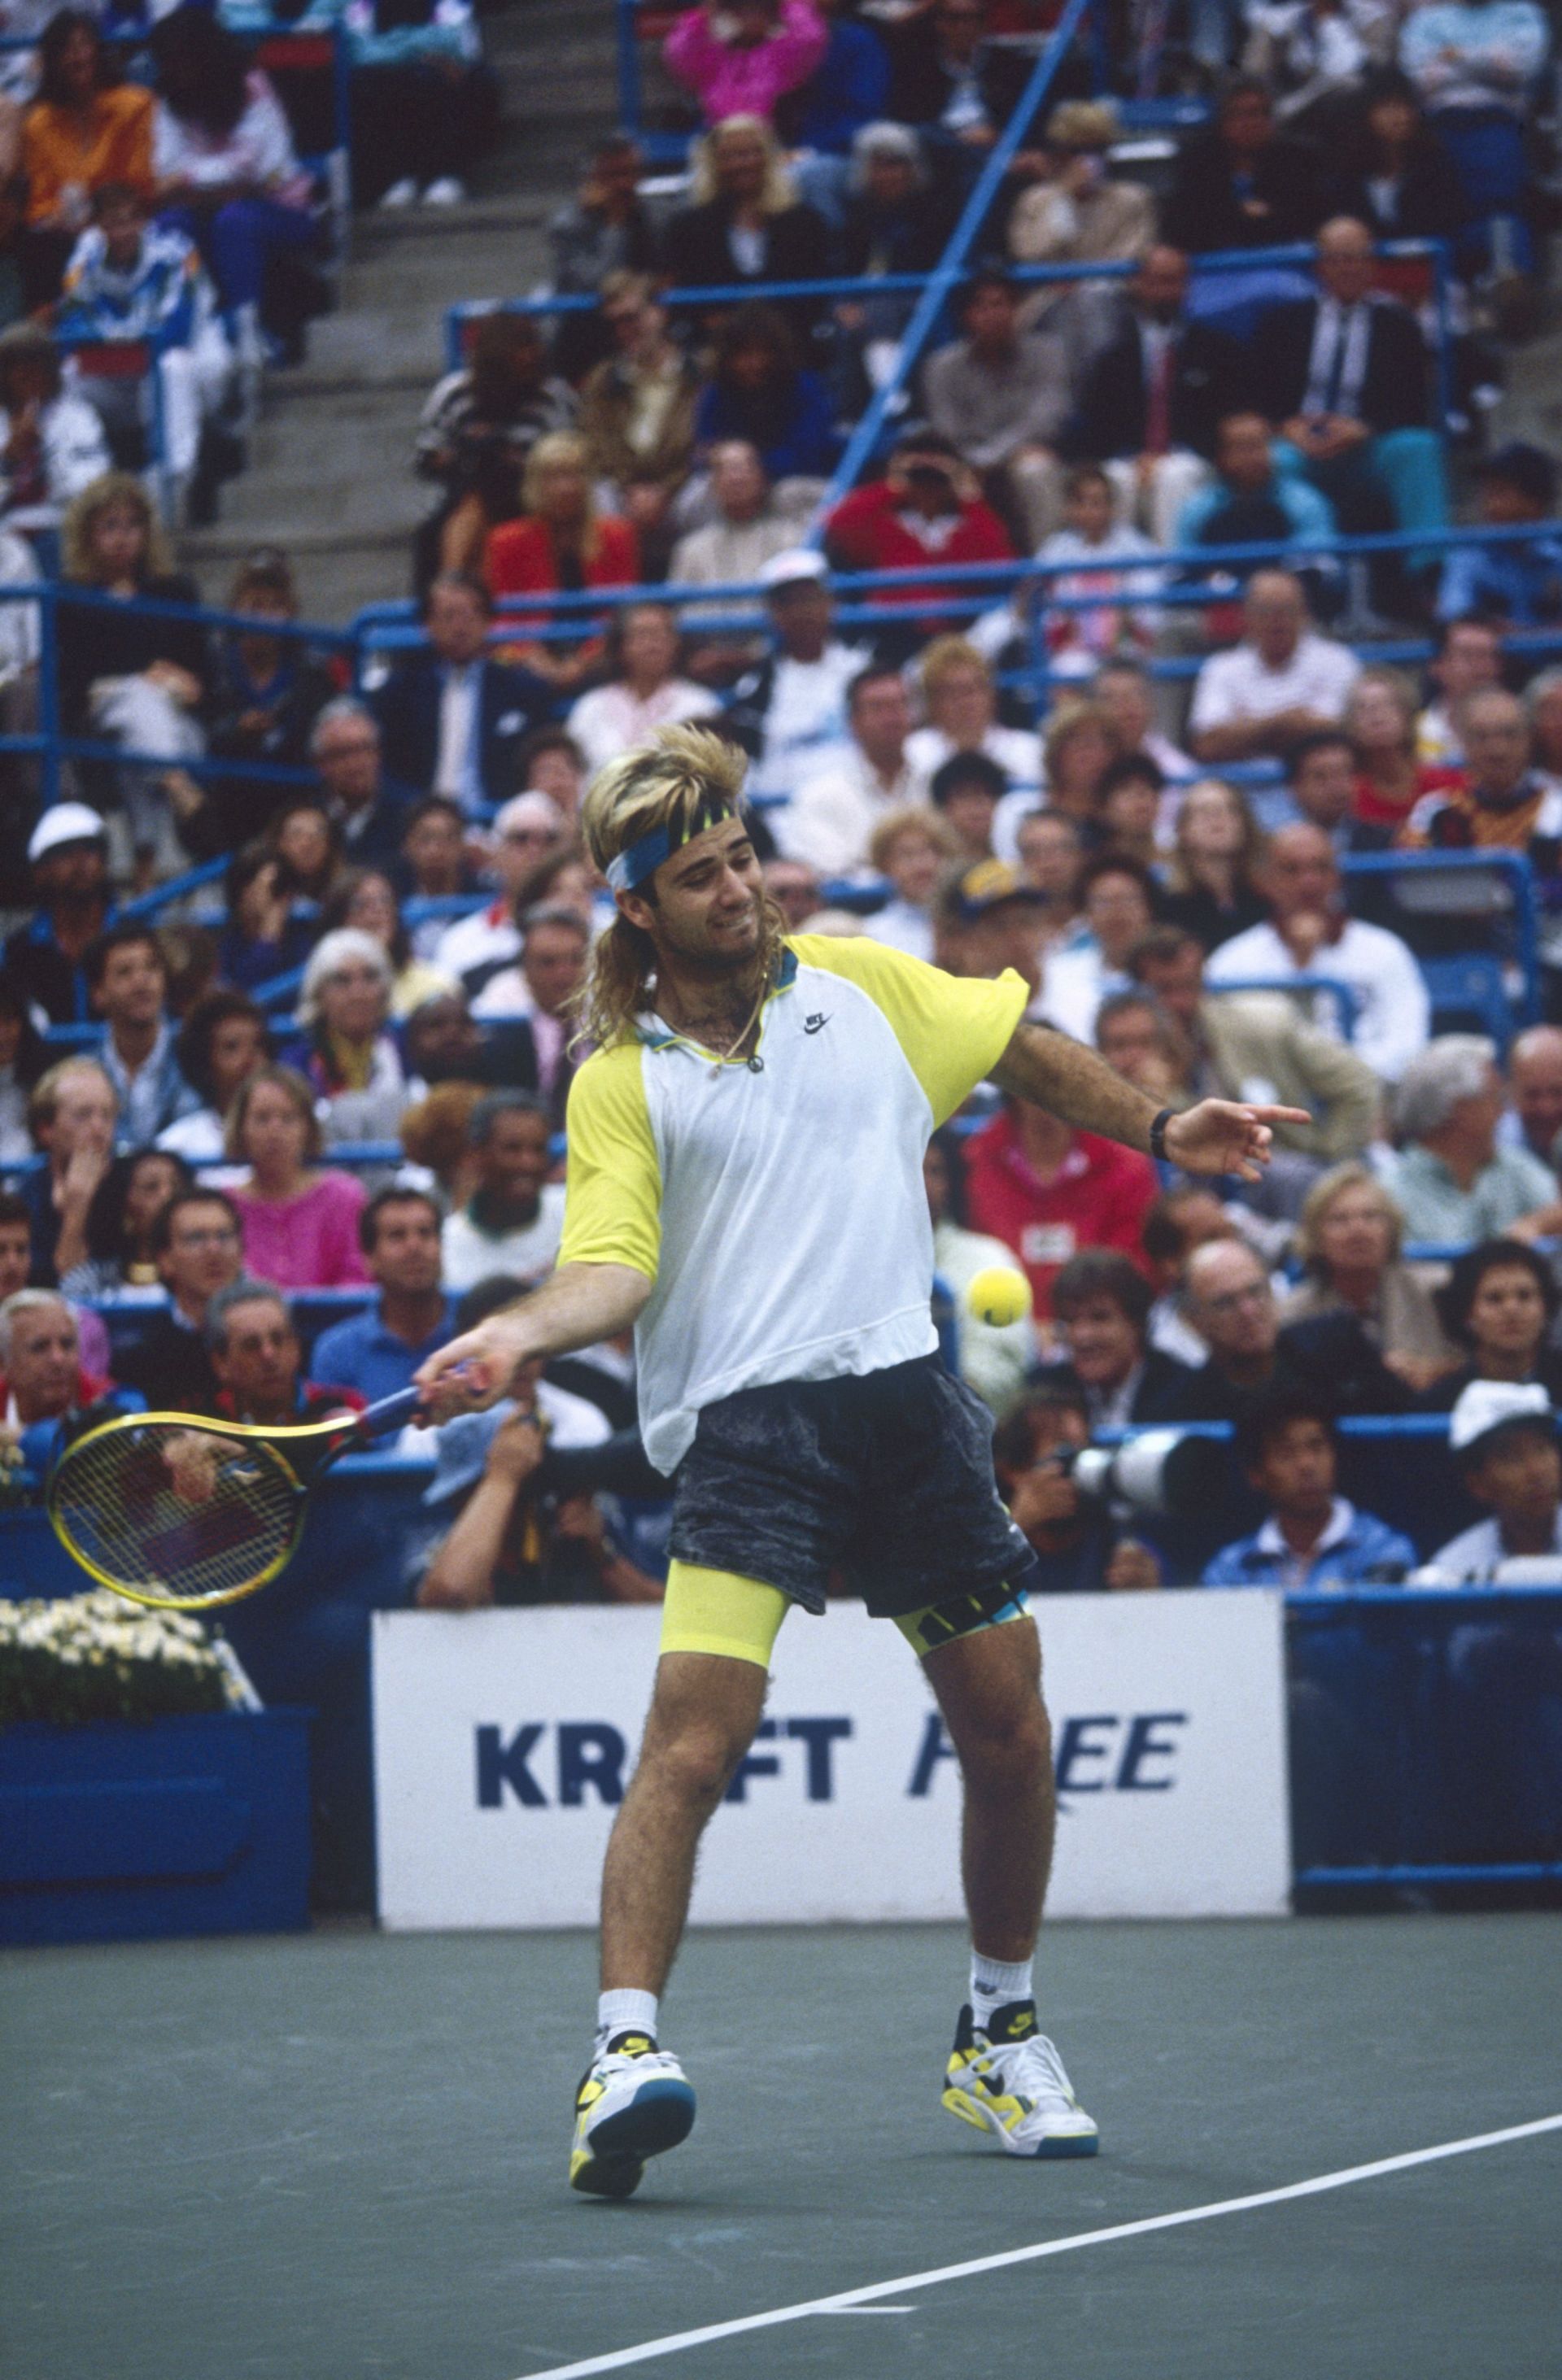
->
[113, 1188, 245, 1412]
[372, 573, 551, 815]
[311, 700, 417, 876]
[1254, 216, 1449, 598]
[1065, 246, 1248, 547]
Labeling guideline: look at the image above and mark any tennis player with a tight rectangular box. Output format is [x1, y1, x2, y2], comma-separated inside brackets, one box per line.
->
[416, 726, 1307, 2199]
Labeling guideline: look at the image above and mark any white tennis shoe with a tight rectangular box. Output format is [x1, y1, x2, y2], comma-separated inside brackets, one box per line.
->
[942, 2001, 1100, 2157]
[569, 2031, 696, 2199]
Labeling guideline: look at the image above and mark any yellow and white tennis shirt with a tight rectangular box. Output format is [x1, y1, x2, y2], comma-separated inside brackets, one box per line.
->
[559, 934, 1028, 1474]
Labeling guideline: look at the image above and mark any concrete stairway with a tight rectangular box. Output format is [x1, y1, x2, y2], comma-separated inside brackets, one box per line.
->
[178, 0, 621, 627]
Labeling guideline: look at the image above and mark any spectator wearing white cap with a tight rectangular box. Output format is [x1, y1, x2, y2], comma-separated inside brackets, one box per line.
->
[2, 803, 111, 1028]
[725, 547, 866, 808]
[1432, 1382, 1562, 1578]
[1425, 1379, 1562, 1861]
[431, 788, 566, 990]
[565, 602, 720, 777]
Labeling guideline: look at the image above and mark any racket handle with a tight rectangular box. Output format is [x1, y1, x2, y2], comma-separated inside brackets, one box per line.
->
[356, 1386, 427, 1440]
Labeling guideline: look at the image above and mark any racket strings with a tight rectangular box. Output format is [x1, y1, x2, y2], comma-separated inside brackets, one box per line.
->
[50, 1422, 302, 1608]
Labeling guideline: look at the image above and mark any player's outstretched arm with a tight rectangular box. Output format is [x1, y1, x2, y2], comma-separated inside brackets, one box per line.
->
[989, 1020, 1311, 1183]
[414, 1262, 653, 1419]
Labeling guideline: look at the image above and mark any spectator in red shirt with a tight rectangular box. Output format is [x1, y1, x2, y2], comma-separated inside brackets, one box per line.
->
[1346, 667, 1463, 835]
[203, 1279, 364, 1428]
[822, 425, 1014, 656]
[962, 1093, 1158, 1326]
[486, 431, 639, 697]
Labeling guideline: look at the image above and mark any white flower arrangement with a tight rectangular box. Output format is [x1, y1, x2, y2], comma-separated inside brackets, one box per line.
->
[0, 1592, 253, 1726]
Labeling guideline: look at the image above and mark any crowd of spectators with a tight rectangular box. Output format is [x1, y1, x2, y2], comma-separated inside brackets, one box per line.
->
[0, 0, 1560, 1691]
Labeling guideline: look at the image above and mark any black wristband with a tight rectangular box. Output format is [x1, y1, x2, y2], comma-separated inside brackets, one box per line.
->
[1149, 1108, 1175, 1164]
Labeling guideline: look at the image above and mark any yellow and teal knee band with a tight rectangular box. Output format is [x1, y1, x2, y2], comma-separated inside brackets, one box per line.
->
[658, 1562, 791, 1669]
[893, 1583, 1031, 1660]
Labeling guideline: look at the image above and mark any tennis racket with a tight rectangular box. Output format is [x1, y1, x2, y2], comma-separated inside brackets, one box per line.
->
[46, 1385, 427, 1612]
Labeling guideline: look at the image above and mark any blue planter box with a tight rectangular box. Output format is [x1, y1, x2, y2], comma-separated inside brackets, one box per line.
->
[0, 1709, 312, 1946]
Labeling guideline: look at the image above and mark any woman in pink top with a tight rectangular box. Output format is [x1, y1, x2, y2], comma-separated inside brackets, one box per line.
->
[664, 0, 827, 129]
[225, 1064, 370, 1291]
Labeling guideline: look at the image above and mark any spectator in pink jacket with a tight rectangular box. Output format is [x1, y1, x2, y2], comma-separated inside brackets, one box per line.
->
[664, 0, 827, 129]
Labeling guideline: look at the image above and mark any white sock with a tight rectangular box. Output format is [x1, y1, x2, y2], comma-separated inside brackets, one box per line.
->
[970, 1952, 1033, 2033]
[596, 1988, 660, 2054]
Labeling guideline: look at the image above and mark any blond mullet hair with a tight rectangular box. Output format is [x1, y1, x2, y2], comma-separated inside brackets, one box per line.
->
[577, 724, 784, 1050]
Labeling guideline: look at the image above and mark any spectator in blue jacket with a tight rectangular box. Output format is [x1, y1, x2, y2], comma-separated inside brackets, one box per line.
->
[1203, 1394, 1416, 1589]
[310, 1186, 457, 1404]
[692, 303, 838, 495]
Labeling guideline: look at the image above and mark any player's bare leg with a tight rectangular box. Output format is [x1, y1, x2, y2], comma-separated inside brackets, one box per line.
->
[600, 1650, 767, 1992]
[925, 1611, 1054, 1961]
[927, 1611, 1099, 2157]
[569, 1650, 765, 2199]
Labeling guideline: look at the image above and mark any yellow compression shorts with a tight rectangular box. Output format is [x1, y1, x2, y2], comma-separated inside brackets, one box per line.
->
[658, 1562, 1031, 1670]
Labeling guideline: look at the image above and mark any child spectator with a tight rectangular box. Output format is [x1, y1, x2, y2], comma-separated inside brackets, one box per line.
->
[226, 1063, 370, 1288]
[1203, 1394, 1414, 1584]
[58, 181, 232, 519]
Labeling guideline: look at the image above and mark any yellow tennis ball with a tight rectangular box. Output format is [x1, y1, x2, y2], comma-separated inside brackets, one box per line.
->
[966, 1266, 1032, 1329]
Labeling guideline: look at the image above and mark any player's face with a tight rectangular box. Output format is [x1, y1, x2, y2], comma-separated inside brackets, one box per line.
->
[641, 820, 765, 974]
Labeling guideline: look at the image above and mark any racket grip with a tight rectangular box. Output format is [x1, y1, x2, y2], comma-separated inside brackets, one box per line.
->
[356, 1385, 427, 1439]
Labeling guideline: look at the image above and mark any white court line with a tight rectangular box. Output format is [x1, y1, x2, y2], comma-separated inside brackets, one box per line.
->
[517, 2112, 1562, 2380]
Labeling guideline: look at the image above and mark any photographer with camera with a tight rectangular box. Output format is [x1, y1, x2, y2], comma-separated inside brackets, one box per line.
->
[991, 1377, 1163, 1595]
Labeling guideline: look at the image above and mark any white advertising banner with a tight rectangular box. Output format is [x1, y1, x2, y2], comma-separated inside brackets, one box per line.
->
[373, 1590, 1291, 1930]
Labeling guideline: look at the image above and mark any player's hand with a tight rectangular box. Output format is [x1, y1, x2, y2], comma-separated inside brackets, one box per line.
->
[1162, 1100, 1312, 1183]
[414, 1319, 534, 1419]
